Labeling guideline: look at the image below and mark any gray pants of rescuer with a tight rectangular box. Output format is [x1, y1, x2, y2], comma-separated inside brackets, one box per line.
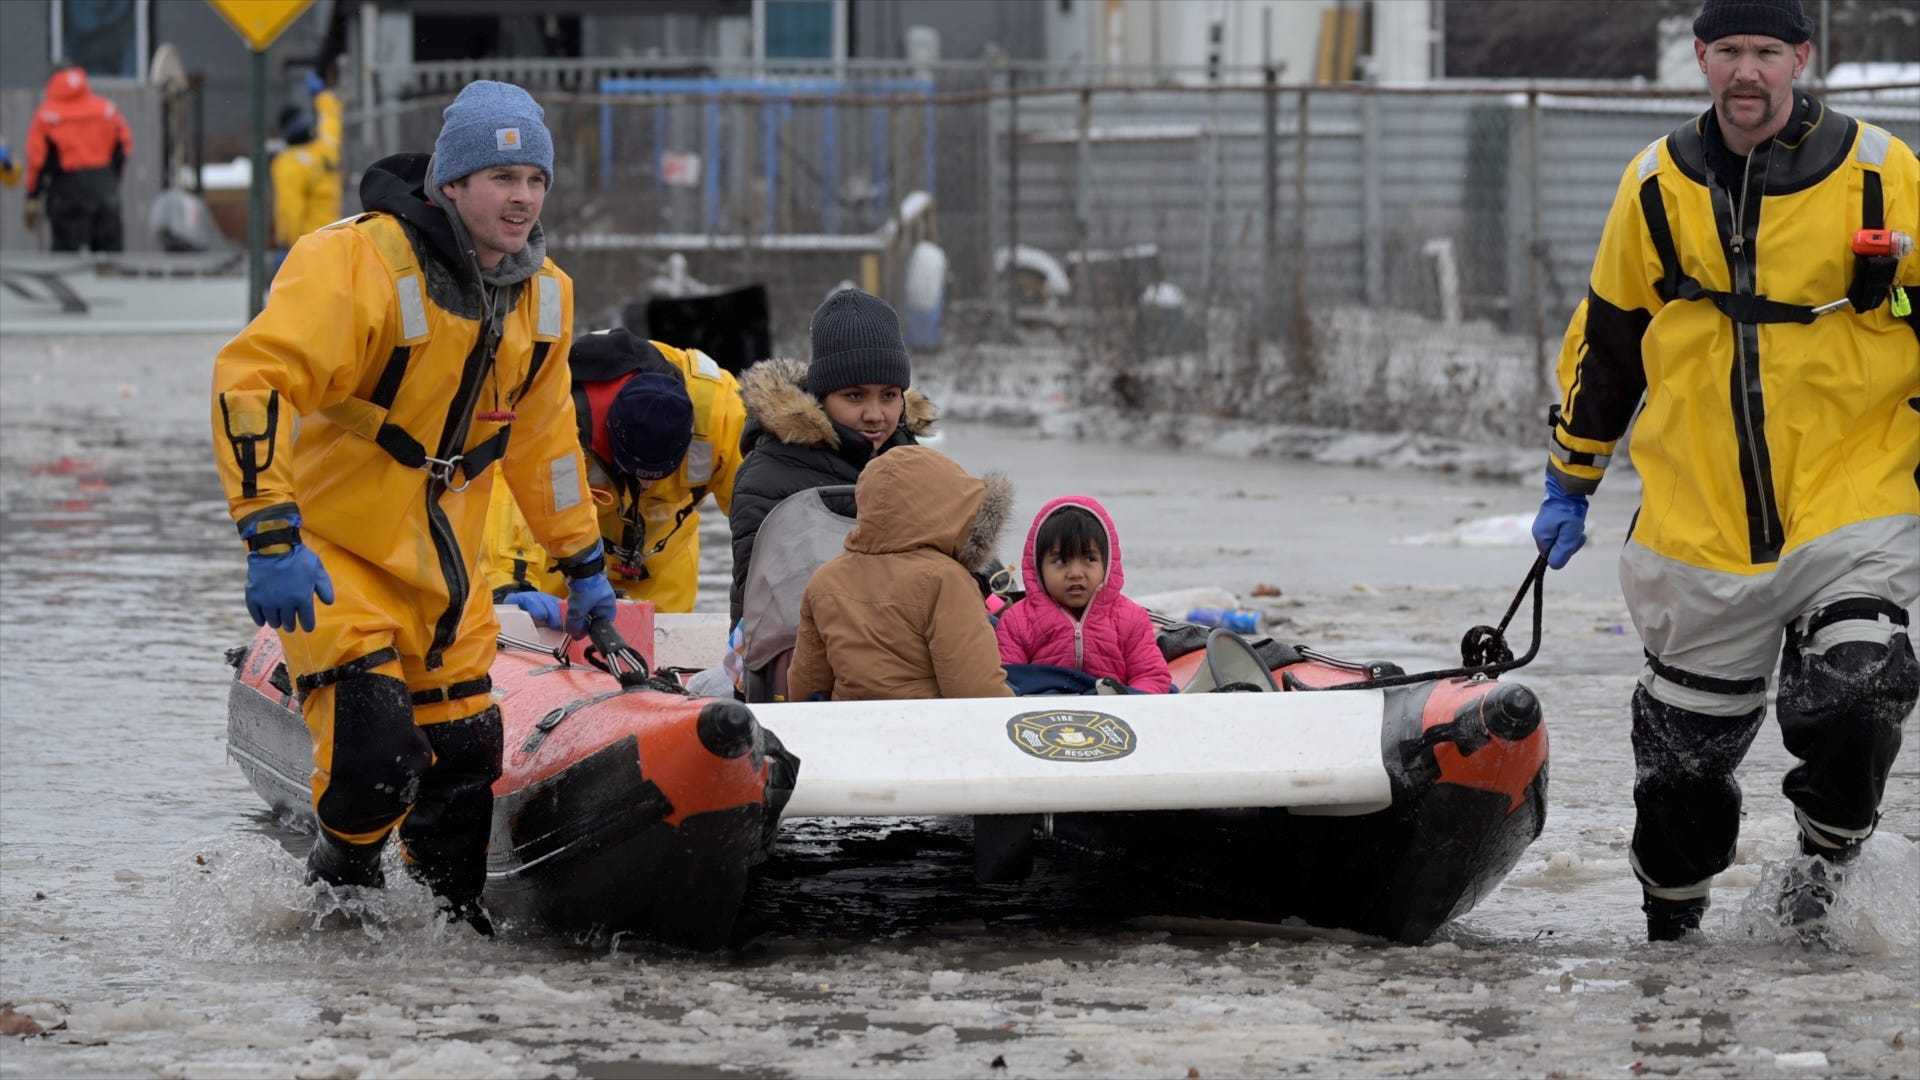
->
[1618, 516, 1920, 910]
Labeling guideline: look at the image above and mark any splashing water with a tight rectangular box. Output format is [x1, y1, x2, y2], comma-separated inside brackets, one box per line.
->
[1731, 833, 1920, 954]
[166, 833, 479, 963]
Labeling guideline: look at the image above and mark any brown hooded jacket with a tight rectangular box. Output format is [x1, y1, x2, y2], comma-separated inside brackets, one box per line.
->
[787, 447, 1013, 702]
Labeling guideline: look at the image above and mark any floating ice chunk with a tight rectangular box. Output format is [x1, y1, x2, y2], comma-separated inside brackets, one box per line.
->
[928, 969, 965, 991]
[1397, 513, 1536, 548]
[1775, 1050, 1830, 1068]
[66, 1000, 192, 1034]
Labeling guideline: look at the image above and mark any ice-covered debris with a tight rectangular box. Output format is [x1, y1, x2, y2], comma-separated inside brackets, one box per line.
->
[66, 999, 193, 1034]
[1135, 586, 1240, 619]
[0, 1005, 45, 1037]
[1397, 513, 1535, 548]
[993, 245, 1071, 298]
[928, 970, 965, 991]
[1141, 282, 1187, 308]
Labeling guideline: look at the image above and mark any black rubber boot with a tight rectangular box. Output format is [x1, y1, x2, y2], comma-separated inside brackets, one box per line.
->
[398, 707, 503, 931]
[1777, 839, 1862, 941]
[440, 897, 495, 937]
[305, 831, 387, 890]
[1643, 894, 1708, 942]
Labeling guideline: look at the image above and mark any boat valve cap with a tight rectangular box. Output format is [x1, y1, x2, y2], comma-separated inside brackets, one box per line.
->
[697, 700, 761, 760]
[1485, 683, 1541, 742]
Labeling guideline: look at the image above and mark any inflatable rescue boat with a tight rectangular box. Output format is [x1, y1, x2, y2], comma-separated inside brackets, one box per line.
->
[226, 604, 793, 948]
[226, 603, 1547, 946]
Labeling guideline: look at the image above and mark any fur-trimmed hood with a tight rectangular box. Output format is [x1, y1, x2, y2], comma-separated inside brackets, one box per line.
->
[844, 446, 1010, 571]
[739, 357, 937, 451]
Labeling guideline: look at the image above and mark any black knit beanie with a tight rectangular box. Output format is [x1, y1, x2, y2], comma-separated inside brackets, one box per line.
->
[806, 288, 911, 398]
[1693, 0, 1811, 44]
[605, 372, 694, 480]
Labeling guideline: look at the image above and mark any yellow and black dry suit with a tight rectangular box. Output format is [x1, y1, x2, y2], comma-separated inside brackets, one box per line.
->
[213, 152, 599, 902]
[482, 337, 745, 612]
[1549, 95, 1920, 911]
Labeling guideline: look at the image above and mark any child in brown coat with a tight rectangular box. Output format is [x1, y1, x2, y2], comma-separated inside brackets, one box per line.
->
[787, 446, 1013, 701]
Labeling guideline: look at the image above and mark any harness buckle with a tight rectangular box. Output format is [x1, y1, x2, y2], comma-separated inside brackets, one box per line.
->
[425, 454, 472, 492]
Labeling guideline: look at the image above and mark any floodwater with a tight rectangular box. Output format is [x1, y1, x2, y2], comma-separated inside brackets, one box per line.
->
[1, 334, 1915, 1078]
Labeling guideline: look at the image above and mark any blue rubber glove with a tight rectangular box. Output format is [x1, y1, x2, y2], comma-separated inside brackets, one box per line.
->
[304, 70, 326, 97]
[565, 573, 617, 639]
[506, 590, 563, 630]
[246, 546, 335, 632]
[1530, 471, 1589, 570]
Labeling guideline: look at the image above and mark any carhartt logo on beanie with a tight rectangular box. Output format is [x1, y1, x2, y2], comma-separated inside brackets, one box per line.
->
[431, 80, 554, 190]
[1693, 0, 1811, 44]
[806, 288, 911, 399]
[606, 373, 695, 481]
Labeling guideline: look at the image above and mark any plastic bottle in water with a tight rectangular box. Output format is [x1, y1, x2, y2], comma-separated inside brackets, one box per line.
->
[1186, 607, 1259, 634]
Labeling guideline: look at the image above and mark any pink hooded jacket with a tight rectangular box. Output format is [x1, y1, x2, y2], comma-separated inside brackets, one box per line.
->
[994, 496, 1174, 693]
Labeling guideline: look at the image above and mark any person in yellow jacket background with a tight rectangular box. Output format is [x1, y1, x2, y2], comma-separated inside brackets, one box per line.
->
[307, 63, 345, 219]
[483, 326, 746, 615]
[270, 106, 337, 248]
[1529, 0, 1919, 944]
[211, 80, 616, 934]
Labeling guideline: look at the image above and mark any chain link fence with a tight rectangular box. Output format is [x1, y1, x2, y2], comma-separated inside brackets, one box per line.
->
[345, 63, 1919, 441]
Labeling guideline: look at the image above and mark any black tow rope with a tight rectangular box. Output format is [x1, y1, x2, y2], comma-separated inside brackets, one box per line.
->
[1296, 554, 1548, 691]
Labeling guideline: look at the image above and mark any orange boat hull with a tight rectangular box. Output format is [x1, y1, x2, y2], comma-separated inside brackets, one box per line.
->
[226, 617, 793, 947]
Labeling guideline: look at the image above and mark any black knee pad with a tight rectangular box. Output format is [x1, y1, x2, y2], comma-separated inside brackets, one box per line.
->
[1629, 686, 1765, 888]
[1779, 633, 1919, 745]
[1630, 686, 1764, 789]
[318, 672, 434, 837]
[1779, 632, 1916, 840]
[419, 705, 505, 783]
[400, 706, 504, 903]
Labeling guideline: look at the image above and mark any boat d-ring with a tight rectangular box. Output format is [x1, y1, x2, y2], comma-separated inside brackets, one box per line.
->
[425, 454, 472, 492]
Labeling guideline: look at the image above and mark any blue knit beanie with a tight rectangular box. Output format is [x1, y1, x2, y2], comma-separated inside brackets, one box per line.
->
[431, 80, 554, 190]
[606, 373, 695, 481]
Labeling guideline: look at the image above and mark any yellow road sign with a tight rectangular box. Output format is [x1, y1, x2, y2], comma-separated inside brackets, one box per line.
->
[207, 0, 315, 52]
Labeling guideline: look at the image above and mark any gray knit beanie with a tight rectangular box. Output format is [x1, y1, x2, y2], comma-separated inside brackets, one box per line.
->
[431, 80, 554, 190]
[1693, 0, 1812, 44]
[806, 288, 912, 398]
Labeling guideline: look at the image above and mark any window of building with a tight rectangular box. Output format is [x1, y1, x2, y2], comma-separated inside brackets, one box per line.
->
[764, 0, 834, 59]
[50, 0, 149, 81]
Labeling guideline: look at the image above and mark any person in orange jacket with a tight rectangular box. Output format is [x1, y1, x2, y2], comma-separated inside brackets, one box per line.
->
[24, 63, 132, 252]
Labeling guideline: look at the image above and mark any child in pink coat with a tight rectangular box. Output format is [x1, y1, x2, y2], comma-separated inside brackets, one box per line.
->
[994, 496, 1174, 693]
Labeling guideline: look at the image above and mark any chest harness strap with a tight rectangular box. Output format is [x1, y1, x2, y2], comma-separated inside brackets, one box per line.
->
[316, 217, 558, 490]
[1638, 132, 1889, 325]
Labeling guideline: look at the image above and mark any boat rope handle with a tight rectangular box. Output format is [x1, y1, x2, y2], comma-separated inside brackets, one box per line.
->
[1296, 554, 1548, 692]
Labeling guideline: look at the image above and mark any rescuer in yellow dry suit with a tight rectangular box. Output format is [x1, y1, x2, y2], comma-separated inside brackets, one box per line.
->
[271, 106, 338, 247]
[1529, 0, 1919, 943]
[212, 81, 613, 933]
[482, 326, 746, 614]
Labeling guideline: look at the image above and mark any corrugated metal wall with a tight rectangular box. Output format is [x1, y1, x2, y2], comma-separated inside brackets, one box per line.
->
[990, 86, 1920, 330]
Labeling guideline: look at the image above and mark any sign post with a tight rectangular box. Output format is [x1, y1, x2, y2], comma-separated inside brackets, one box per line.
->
[205, 0, 314, 319]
